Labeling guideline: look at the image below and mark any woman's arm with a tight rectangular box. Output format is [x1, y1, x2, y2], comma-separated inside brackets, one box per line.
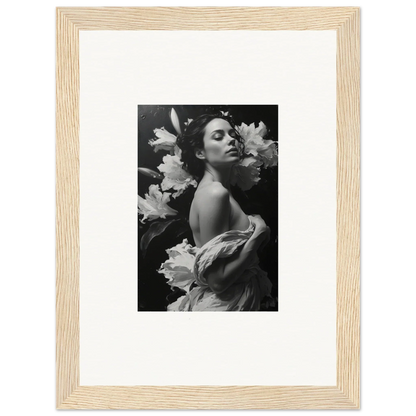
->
[198, 184, 270, 295]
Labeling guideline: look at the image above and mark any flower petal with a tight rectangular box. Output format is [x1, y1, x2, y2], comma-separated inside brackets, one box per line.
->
[170, 108, 182, 135]
[137, 167, 163, 180]
[255, 121, 267, 137]
[149, 127, 177, 153]
[158, 154, 197, 197]
[158, 239, 196, 292]
[137, 184, 178, 222]
[230, 157, 262, 191]
[237, 121, 278, 169]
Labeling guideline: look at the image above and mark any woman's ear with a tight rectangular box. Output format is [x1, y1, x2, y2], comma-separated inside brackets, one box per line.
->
[195, 149, 206, 160]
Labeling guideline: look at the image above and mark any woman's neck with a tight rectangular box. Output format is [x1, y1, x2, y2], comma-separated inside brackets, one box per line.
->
[201, 164, 232, 189]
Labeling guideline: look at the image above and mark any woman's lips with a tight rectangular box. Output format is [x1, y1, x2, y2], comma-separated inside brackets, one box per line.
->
[226, 147, 238, 154]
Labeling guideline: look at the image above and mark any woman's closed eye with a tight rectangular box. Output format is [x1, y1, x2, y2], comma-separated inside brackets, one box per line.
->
[213, 130, 236, 140]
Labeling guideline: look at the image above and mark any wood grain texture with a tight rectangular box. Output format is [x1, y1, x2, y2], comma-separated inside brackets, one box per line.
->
[336, 8, 360, 407]
[56, 6, 360, 409]
[58, 6, 357, 30]
[59, 386, 357, 410]
[56, 8, 80, 408]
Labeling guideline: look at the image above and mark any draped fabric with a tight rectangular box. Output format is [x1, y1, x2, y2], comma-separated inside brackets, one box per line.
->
[159, 216, 272, 311]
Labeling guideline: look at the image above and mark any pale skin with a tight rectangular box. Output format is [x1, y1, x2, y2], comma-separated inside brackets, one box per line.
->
[189, 118, 270, 295]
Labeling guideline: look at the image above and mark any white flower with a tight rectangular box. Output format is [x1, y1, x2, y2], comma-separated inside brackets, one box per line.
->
[158, 154, 197, 198]
[170, 108, 182, 135]
[230, 157, 262, 191]
[173, 144, 182, 158]
[237, 121, 278, 168]
[158, 239, 196, 293]
[220, 110, 229, 116]
[138, 184, 178, 223]
[184, 118, 193, 126]
[148, 127, 177, 153]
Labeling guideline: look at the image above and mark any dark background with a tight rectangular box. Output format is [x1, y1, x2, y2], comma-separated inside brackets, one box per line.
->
[138, 105, 278, 311]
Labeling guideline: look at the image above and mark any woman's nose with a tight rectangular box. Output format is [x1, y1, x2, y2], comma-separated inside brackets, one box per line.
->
[227, 136, 235, 146]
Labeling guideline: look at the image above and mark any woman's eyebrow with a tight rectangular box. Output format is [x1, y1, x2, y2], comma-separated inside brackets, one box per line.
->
[210, 128, 235, 136]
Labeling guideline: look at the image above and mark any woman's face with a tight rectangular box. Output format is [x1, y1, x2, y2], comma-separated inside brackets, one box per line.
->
[199, 118, 240, 168]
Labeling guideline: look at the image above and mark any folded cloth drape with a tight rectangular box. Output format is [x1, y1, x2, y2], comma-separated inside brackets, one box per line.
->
[159, 216, 272, 311]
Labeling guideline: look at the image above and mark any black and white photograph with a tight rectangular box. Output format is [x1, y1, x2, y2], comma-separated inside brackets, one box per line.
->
[138, 105, 278, 311]
[51, 2, 366, 414]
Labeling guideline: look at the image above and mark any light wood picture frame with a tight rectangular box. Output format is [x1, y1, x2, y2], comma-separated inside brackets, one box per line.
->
[56, 7, 360, 409]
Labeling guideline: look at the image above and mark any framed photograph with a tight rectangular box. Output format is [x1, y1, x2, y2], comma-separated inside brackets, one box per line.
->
[56, 7, 360, 409]
[138, 104, 279, 312]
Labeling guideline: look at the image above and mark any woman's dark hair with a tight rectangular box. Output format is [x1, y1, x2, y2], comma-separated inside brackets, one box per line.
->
[176, 113, 244, 180]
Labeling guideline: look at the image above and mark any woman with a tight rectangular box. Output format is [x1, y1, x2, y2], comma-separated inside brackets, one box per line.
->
[165, 113, 272, 311]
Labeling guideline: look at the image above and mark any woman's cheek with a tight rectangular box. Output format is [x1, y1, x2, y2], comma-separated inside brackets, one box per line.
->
[208, 144, 222, 157]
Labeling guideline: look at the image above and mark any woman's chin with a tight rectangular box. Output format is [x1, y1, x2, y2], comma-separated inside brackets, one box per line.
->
[227, 153, 240, 163]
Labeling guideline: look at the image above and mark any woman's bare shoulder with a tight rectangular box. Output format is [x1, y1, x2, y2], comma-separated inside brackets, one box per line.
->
[190, 182, 229, 234]
[193, 182, 231, 243]
[195, 182, 230, 205]
[191, 183, 231, 224]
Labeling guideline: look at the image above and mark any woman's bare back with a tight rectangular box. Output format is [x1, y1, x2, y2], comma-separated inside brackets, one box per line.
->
[189, 182, 249, 247]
